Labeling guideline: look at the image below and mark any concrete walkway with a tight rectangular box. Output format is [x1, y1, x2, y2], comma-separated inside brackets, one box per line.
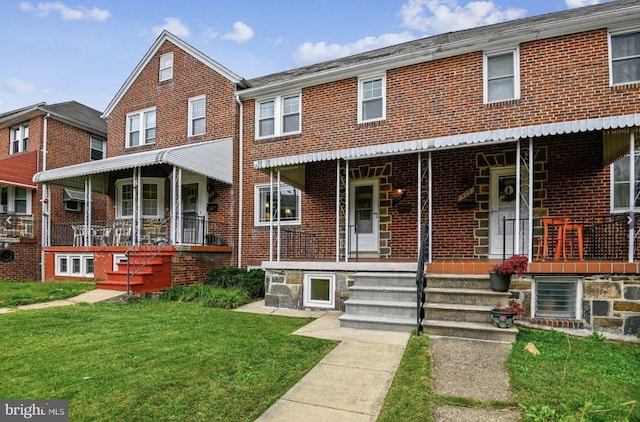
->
[0, 289, 125, 314]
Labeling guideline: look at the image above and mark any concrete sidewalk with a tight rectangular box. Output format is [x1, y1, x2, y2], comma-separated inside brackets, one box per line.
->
[0, 289, 125, 314]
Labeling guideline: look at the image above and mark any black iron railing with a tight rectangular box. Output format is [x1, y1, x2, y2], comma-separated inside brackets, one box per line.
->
[416, 224, 429, 334]
[280, 225, 330, 260]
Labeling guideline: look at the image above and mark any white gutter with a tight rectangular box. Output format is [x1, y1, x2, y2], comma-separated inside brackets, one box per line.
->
[235, 94, 243, 268]
[40, 113, 49, 282]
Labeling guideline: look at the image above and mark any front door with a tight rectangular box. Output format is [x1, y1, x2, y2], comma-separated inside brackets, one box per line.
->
[489, 167, 528, 258]
[349, 179, 379, 255]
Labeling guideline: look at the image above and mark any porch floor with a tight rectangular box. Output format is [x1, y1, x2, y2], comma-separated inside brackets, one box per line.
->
[426, 259, 640, 275]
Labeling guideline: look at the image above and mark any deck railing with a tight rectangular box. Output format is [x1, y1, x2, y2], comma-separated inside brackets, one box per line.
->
[416, 224, 429, 333]
[280, 225, 331, 260]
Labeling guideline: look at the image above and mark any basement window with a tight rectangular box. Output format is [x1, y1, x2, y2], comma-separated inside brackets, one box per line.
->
[303, 273, 335, 309]
[55, 254, 94, 277]
[532, 277, 582, 319]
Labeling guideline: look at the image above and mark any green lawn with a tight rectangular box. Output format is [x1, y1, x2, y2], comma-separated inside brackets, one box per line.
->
[379, 329, 640, 422]
[0, 280, 96, 307]
[0, 301, 337, 421]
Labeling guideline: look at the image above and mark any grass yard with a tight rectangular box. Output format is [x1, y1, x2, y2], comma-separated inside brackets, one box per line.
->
[378, 329, 640, 422]
[0, 280, 96, 307]
[0, 300, 337, 421]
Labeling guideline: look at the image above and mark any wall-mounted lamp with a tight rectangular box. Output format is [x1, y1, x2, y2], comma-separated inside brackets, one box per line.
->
[392, 188, 408, 206]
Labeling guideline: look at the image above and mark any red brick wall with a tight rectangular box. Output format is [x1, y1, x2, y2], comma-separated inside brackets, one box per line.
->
[171, 250, 233, 285]
[0, 241, 39, 281]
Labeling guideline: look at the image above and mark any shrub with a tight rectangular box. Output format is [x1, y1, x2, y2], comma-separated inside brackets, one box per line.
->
[207, 267, 265, 299]
[159, 284, 186, 301]
[201, 287, 250, 309]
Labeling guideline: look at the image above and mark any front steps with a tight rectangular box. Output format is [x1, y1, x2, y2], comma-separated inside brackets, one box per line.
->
[96, 251, 173, 293]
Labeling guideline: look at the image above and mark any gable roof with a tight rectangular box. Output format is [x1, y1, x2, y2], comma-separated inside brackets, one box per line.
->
[0, 101, 106, 135]
[102, 30, 249, 118]
[239, 0, 640, 98]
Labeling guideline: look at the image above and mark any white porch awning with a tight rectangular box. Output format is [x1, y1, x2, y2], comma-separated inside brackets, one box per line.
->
[33, 138, 234, 189]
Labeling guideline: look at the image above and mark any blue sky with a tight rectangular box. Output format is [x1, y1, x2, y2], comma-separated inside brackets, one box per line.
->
[0, 0, 610, 114]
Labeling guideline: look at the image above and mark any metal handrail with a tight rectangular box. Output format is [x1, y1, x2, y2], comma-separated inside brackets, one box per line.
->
[416, 224, 429, 333]
[125, 216, 172, 295]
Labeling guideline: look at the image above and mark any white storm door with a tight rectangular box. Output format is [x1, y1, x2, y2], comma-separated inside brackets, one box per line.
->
[349, 179, 379, 254]
[489, 167, 517, 258]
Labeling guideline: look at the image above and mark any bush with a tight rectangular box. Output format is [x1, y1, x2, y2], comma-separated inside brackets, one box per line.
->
[206, 267, 265, 299]
[160, 284, 251, 309]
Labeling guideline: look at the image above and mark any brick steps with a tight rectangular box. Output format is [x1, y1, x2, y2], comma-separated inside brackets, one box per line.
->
[96, 250, 173, 293]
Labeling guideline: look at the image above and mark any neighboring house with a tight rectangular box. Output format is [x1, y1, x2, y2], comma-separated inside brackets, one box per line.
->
[0, 101, 107, 281]
[33, 31, 248, 291]
[236, 0, 640, 336]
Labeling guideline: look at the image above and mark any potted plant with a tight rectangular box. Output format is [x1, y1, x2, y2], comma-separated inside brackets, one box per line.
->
[489, 254, 528, 292]
[490, 300, 525, 328]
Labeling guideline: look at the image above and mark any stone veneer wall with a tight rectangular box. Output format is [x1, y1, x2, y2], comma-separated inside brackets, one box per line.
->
[264, 269, 351, 311]
[510, 276, 640, 336]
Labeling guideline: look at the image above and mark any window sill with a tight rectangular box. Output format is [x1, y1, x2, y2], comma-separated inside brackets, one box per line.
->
[610, 82, 640, 91]
[357, 119, 386, 128]
[255, 133, 302, 144]
[125, 142, 156, 150]
[484, 99, 520, 108]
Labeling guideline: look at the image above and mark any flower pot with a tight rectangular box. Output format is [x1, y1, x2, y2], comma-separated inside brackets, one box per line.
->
[490, 309, 517, 328]
[489, 270, 511, 292]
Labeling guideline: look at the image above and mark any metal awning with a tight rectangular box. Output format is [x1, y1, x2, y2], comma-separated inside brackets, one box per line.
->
[62, 188, 85, 202]
[33, 138, 234, 188]
[254, 113, 640, 170]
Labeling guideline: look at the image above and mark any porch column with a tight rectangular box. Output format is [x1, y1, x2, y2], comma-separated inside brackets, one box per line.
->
[528, 137, 534, 262]
[40, 183, 49, 282]
[515, 140, 521, 255]
[277, 169, 282, 262]
[428, 151, 433, 263]
[335, 160, 340, 262]
[171, 167, 176, 245]
[269, 170, 274, 261]
[131, 168, 138, 245]
[176, 168, 182, 245]
[345, 160, 350, 263]
[629, 131, 636, 263]
[84, 177, 92, 246]
[417, 151, 433, 262]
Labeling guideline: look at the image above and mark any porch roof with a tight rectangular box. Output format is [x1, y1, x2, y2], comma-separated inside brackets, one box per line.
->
[33, 138, 233, 186]
[254, 113, 640, 170]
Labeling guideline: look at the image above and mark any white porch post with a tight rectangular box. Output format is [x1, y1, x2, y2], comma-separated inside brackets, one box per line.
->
[528, 137, 534, 262]
[176, 168, 182, 245]
[277, 169, 282, 262]
[428, 151, 433, 263]
[84, 177, 92, 246]
[171, 167, 176, 245]
[335, 160, 340, 263]
[40, 183, 49, 282]
[418, 152, 422, 252]
[269, 170, 274, 261]
[629, 131, 636, 263]
[515, 140, 521, 255]
[345, 160, 350, 263]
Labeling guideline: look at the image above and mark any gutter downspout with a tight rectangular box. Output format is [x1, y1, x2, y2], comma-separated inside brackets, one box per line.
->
[40, 113, 50, 282]
[235, 94, 243, 268]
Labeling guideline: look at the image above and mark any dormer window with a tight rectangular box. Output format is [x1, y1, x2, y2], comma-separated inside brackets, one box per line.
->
[159, 52, 173, 81]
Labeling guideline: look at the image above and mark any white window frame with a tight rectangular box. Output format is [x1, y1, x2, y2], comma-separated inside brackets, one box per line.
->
[609, 29, 640, 86]
[55, 254, 94, 277]
[531, 277, 582, 320]
[159, 52, 174, 82]
[115, 177, 165, 219]
[10, 123, 29, 155]
[254, 92, 301, 139]
[0, 186, 32, 215]
[188, 95, 206, 137]
[90, 136, 106, 160]
[357, 73, 386, 124]
[610, 152, 640, 213]
[254, 182, 301, 226]
[483, 47, 520, 103]
[113, 254, 127, 271]
[126, 107, 156, 148]
[303, 273, 335, 309]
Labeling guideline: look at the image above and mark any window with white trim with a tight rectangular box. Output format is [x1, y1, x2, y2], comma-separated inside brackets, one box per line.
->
[610, 31, 640, 85]
[188, 95, 206, 136]
[159, 52, 173, 81]
[0, 186, 31, 214]
[358, 74, 385, 123]
[254, 182, 301, 226]
[303, 273, 335, 309]
[10, 123, 28, 154]
[484, 48, 520, 103]
[90, 136, 106, 160]
[611, 152, 640, 211]
[532, 277, 582, 319]
[126, 108, 156, 147]
[255, 93, 301, 139]
[55, 254, 94, 277]
[115, 178, 164, 218]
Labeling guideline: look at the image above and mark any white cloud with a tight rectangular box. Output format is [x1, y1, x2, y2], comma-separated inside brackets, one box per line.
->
[293, 32, 416, 66]
[203, 27, 219, 40]
[19, 1, 109, 21]
[152, 17, 190, 37]
[399, 0, 526, 34]
[565, 0, 600, 8]
[5, 77, 35, 94]
[222, 21, 254, 43]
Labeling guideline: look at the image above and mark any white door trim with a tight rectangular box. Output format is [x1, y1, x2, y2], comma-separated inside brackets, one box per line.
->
[349, 178, 380, 255]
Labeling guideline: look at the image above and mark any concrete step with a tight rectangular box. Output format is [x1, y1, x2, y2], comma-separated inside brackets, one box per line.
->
[348, 285, 415, 302]
[424, 302, 494, 323]
[425, 287, 511, 307]
[344, 299, 415, 319]
[426, 274, 491, 290]
[422, 319, 518, 343]
[352, 272, 416, 288]
[339, 314, 416, 332]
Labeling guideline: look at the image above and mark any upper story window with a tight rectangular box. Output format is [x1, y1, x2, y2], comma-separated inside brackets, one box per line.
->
[159, 52, 174, 81]
[0, 186, 31, 214]
[90, 136, 106, 160]
[10, 123, 28, 154]
[254, 182, 301, 226]
[484, 48, 520, 103]
[255, 93, 301, 139]
[115, 178, 164, 219]
[188, 95, 206, 137]
[126, 108, 156, 148]
[611, 152, 640, 211]
[610, 31, 640, 85]
[358, 74, 385, 123]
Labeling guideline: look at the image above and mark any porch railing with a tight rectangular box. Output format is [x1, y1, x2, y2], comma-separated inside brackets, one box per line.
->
[280, 225, 331, 260]
[0, 214, 34, 238]
[416, 224, 429, 333]
[501, 214, 640, 261]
